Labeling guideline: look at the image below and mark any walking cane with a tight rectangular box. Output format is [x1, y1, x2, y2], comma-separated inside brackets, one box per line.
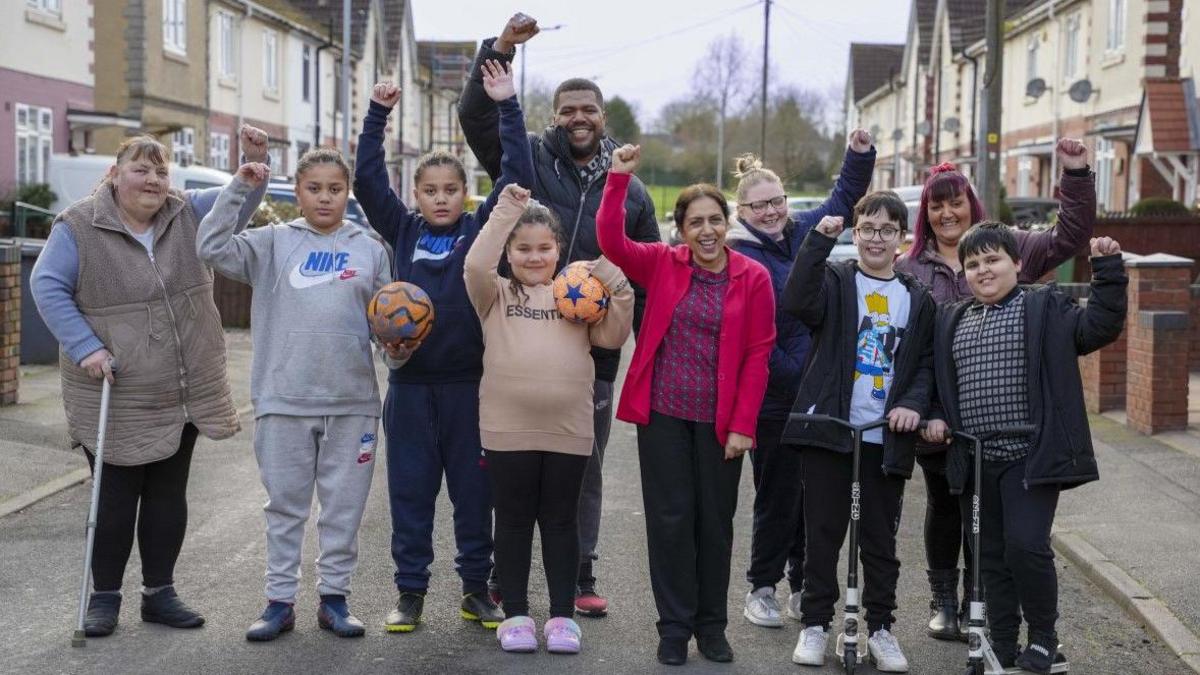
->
[72, 365, 114, 648]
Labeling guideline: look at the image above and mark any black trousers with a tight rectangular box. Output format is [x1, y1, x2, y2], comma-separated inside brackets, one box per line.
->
[800, 443, 905, 632]
[747, 416, 805, 592]
[977, 457, 1060, 646]
[84, 424, 199, 592]
[485, 450, 588, 619]
[638, 412, 743, 640]
[917, 451, 973, 582]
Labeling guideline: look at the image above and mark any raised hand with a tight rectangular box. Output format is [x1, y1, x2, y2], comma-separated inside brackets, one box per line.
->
[848, 129, 873, 154]
[495, 12, 540, 53]
[371, 82, 402, 109]
[239, 124, 269, 162]
[1057, 138, 1088, 172]
[611, 144, 641, 175]
[482, 60, 516, 102]
[1090, 236, 1121, 257]
[80, 348, 115, 384]
[236, 162, 271, 189]
[815, 215, 844, 238]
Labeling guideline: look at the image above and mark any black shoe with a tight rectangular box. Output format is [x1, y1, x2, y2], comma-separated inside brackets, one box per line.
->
[993, 640, 1019, 669]
[141, 587, 205, 628]
[84, 593, 121, 637]
[925, 569, 961, 640]
[245, 601, 295, 642]
[1015, 639, 1064, 675]
[696, 633, 734, 662]
[318, 595, 365, 637]
[385, 591, 424, 633]
[460, 592, 504, 629]
[657, 637, 688, 666]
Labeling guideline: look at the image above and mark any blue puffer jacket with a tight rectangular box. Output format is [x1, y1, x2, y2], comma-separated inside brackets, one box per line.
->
[728, 146, 876, 420]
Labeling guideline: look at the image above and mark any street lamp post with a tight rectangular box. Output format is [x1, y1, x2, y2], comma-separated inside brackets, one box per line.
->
[519, 23, 565, 110]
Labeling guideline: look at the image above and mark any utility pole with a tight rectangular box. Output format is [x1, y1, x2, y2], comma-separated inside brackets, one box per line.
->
[760, 0, 770, 161]
[977, 0, 1003, 217]
[341, 0, 351, 157]
[518, 24, 564, 112]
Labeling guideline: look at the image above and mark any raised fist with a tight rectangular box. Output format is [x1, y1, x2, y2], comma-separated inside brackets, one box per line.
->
[848, 129, 873, 154]
[611, 144, 641, 175]
[815, 215, 844, 238]
[236, 162, 271, 189]
[239, 124, 269, 162]
[1057, 138, 1088, 172]
[371, 82, 402, 109]
[495, 12, 540, 53]
[482, 60, 516, 102]
[1090, 236, 1121, 257]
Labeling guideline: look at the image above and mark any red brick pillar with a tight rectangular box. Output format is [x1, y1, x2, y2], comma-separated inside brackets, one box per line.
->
[1125, 254, 1193, 434]
[0, 243, 20, 406]
[1081, 325, 1127, 412]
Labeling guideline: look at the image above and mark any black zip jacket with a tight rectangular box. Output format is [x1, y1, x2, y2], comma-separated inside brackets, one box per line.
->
[779, 229, 936, 478]
[457, 38, 660, 382]
[931, 254, 1127, 493]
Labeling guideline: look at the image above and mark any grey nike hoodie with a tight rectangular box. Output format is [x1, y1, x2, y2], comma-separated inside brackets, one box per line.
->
[197, 176, 391, 418]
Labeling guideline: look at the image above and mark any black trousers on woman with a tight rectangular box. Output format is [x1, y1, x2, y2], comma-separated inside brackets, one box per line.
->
[485, 449, 588, 619]
[917, 451, 973, 586]
[84, 424, 199, 592]
[638, 411, 743, 640]
[746, 416, 805, 592]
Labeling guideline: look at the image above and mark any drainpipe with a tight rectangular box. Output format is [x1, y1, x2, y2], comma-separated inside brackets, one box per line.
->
[315, 20, 335, 147]
[964, 52, 979, 162]
[1049, 0, 1061, 190]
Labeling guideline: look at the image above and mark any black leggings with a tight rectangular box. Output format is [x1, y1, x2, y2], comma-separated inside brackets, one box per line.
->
[918, 452, 972, 577]
[84, 424, 199, 592]
[486, 450, 588, 618]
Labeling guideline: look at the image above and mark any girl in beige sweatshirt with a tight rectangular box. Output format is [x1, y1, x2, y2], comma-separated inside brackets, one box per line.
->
[463, 184, 632, 654]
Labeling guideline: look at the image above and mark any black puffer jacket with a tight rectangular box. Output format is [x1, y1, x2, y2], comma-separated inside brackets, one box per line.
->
[459, 38, 660, 382]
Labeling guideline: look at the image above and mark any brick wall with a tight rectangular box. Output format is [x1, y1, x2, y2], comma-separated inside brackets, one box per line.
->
[1125, 255, 1193, 434]
[1068, 215, 1200, 281]
[0, 244, 20, 405]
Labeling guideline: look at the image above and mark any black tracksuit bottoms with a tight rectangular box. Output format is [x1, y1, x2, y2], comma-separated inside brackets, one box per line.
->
[746, 416, 805, 593]
[976, 457, 1060, 646]
[800, 443, 905, 632]
[637, 411, 743, 640]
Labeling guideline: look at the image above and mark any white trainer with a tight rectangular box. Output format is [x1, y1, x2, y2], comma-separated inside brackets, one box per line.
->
[792, 625, 828, 666]
[743, 587, 783, 627]
[786, 591, 803, 621]
[868, 628, 910, 672]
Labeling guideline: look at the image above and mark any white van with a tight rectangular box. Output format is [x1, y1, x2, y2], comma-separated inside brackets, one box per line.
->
[45, 154, 235, 213]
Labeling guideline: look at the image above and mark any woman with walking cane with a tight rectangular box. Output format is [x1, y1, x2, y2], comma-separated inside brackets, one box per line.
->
[31, 126, 269, 639]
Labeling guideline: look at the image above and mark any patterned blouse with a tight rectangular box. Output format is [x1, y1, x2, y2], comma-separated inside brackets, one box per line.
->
[650, 264, 728, 423]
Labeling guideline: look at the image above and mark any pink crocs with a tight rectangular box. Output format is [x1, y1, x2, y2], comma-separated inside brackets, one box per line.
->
[544, 616, 582, 654]
[496, 616, 537, 653]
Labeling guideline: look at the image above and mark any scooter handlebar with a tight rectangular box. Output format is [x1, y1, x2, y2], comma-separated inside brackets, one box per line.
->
[915, 421, 1036, 444]
[788, 413, 890, 434]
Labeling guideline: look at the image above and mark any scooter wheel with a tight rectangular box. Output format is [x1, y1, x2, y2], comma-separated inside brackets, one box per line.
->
[844, 646, 857, 674]
[962, 663, 983, 675]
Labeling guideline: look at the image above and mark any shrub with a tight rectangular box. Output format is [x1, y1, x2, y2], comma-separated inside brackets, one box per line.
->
[1129, 197, 1190, 216]
[250, 196, 302, 227]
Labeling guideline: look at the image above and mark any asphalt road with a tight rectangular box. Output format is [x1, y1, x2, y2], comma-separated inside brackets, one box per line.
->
[0, 407, 1182, 674]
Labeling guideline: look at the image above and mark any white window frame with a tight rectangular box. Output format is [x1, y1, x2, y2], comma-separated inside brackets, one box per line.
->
[217, 11, 236, 79]
[1017, 156, 1034, 197]
[163, 0, 187, 55]
[15, 103, 54, 186]
[1107, 0, 1126, 53]
[263, 30, 279, 94]
[172, 127, 196, 167]
[1026, 36, 1039, 84]
[26, 0, 62, 15]
[268, 146, 284, 175]
[1063, 14, 1080, 81]
[209, 132, 230, 171]
[1095, 138, 1116, 210]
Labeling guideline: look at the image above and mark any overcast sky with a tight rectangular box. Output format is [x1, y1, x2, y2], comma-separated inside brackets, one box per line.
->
[411, 0, 910, 130]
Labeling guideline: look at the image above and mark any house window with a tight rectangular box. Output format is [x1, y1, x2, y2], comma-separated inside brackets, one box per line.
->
[172, 127, 195, 167]
[1026, 36, 1039, 84]
[1017, 156, 1034, 197]
[209, 132, 230, 170]
[163, 0, 187, 55]
[1063, 15, 1080, 80]
[217, 11, 235, 79]
[1107, 0, 1126, 52]
[302, 45, 312, 103]
[1095, 138, 1115, 210]
[268, 146, 284, 174]
[263, 30, 279, 93]
[15, 104, 53, 186]
[26, 0, 62, 15]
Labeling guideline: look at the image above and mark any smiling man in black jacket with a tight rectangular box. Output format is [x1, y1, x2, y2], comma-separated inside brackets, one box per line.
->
[458, 13, 660, 619]
[921, 224, 1127, 674]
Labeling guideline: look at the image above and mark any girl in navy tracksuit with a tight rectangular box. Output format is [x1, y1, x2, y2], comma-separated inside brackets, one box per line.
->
[353, 61, 534, 633]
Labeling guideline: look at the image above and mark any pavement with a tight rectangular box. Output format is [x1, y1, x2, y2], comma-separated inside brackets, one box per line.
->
[0, 330, 1194, 673]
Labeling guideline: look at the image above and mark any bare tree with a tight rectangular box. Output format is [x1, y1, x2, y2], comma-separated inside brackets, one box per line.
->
[692, 33, 751, 190]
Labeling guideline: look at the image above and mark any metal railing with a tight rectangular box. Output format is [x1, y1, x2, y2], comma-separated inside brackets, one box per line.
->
[10, 201, 56, 239]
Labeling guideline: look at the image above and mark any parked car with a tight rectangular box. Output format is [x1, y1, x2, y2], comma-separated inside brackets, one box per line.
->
[264, 180, 369, 229]
[788, 196, 823, 212]
[1007, 197, 1059, 228]
[46, 153, 236, 213]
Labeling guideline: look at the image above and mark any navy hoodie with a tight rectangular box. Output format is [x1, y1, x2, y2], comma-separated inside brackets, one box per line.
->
[354, 96, 535, 384]
[728, 146, 875, 420]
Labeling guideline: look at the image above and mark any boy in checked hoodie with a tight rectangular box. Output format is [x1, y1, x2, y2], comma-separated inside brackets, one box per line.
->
[197, 150, 391, 641]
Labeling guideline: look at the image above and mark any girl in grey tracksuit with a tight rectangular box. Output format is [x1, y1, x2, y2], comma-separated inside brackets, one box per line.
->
[197, 152, 390, 639]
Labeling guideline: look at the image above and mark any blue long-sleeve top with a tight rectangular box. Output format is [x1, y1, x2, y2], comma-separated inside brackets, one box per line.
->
[354, 96, 535, 385]
[31, 184, 266, 365]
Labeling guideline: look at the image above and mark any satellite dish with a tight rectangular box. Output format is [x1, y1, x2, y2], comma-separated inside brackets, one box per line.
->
[891, 128, 904, 141]
[1068, 79, 1095, 103]
[916, 120, 932, 136]
[943, 117, 961, 132]
[1025, 77, 1047, 99]
[870, 124, 882, 137]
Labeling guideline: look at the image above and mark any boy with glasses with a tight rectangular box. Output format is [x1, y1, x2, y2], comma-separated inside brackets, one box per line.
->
[781, 191, 935, 672]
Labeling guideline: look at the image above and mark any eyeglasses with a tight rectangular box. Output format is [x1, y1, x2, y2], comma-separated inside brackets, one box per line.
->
[854, 226, 901, 242]
[738, 195, 788, 215]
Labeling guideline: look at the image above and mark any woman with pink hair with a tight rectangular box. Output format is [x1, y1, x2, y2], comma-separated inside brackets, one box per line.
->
[894, 138, 1096, 641]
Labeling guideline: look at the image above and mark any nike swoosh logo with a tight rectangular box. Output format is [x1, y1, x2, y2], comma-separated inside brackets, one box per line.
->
[412, 247, 453, 263]
[289, 264, 335, 289]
